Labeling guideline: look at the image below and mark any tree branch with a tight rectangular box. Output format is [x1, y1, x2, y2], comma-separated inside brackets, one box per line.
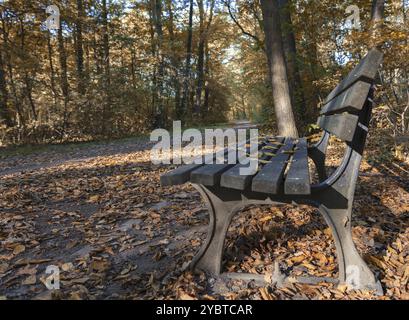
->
[224, 0, 264, 51]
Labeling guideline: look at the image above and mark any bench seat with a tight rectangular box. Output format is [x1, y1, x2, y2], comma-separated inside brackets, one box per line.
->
[161, 137, 311, 195]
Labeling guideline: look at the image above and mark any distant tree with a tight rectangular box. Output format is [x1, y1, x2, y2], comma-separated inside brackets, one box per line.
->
[179, 0, 194, 119]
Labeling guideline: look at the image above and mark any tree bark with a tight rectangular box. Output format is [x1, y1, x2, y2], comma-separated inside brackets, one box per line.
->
[165, 0, 181, 119]
[370, 0, 385, 48]
[58, 23, 69, 135]
[102, 0, 112, 133]
[179, 0, 194, 119]
[47, 33, 58, 108]
[1, 16, 23, 125]
[260, 0, 298, 138]
[76, 0, 85, 94]
[194, 0, 215, 117]
[102, 0, 110, 84]
[152, 0, 165, 127]
[194, 0, 205, 116]
[0, 50, 12, 127]
[148, 2, 157, 120]
[203, 41, 211, 115]
[19, 19, 37, 121]
[278, 0, 305, 128]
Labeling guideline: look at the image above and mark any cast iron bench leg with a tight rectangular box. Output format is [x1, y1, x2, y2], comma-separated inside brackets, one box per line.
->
[313, 146, 383, 294]
[189, 184, 241, 276]
[318, 204, 382, 294]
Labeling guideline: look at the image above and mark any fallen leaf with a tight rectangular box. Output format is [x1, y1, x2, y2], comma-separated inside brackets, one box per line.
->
[13, 245, 26, 255]
[89, 195, 100, 203]
[260, 216, 273, 223]
[22, 275, 37, 285]
[89, 260, 110, 273]
[178, 291, 196, 300]
[17, 265, 37, 276]
[0, 263, 9, 274]
[62, 263, 74, 272]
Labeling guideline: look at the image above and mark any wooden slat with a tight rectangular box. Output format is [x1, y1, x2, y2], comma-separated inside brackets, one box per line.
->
[251, 138, 295, 194]
[160, 136, 257, 187]
[190, 164, 234, 186]
[220, 137, 285, 191]
[324, 49, 383, 104]
[320, 81, 372, 115]
[284, 138, 311, 195]
[161, 164, 203, 186]
[190, 137, 269, 187]
[317, 113, 359, 142]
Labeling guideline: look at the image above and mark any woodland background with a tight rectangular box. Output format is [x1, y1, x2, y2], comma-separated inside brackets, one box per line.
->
[0, 0, 408, 161]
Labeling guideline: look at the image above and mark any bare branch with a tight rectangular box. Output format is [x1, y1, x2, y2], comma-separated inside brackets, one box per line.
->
[224, 0, 264, 51]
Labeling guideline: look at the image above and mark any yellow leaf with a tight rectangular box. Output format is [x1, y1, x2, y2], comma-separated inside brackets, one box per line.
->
[69, 292, 82, 300]
[62, 263, 74, 272]
[313, 252, 328, 266]
[288, 255, 306, 265]
[89, 195, 100, 203]
[178, 290, 196, 300]
[369, 256, 386, 269]
[259, 288, 273, 300]
[13, 244, 25, 255]
[337, 284, 348, 293]
[260, 216, 273, 223]
[302, 262, 317, 270]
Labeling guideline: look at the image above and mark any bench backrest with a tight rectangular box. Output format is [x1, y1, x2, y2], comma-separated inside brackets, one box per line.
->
[317, 49, 384, 142]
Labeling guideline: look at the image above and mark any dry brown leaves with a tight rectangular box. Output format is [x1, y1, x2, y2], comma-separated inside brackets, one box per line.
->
[0, 137, 408, 300]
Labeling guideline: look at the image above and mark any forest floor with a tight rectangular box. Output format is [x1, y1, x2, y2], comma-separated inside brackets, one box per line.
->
[0, 130, 409, 300]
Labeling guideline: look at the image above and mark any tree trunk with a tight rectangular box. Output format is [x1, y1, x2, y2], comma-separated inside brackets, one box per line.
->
[165, 0, 181, 119]
[203, 41, 210, 116]
[371, 0, 385, 48]
[102, 0, 112, 133]
[194, 0, 205, 116]
[130, 48, 137, 89]
[278, 0, 306, 128]
[0, 50, 12, 127]
[179, 0, 194, 119]
[148, 4, 158, 122]
[152, 0, 165, 127]
[194, 0, 215, 117]
[1, 16, 23, 125]
[47, 33, 58, 108]
[19, 19, 37, 121]
[102, 0, 110, 84]
[260, 0, 298, 138]
[93, 27, 101, 75]
[58, 24, 69, 136]
[76, 0, 85, 94]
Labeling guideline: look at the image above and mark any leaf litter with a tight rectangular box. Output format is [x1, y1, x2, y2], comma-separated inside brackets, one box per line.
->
[0, 138, 408, 300]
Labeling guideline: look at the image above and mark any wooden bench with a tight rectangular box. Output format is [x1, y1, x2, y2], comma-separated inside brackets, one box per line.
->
[160, 49, 384, 293]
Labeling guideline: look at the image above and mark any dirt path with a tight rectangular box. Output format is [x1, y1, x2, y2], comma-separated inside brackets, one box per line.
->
[0, 137, 154, 177]
[0, 121, 257, 177]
